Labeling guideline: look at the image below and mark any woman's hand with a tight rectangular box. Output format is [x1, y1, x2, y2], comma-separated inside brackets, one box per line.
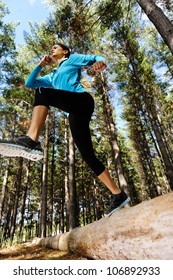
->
[38, 55, 54, 68]
[92, 61, 107, 72]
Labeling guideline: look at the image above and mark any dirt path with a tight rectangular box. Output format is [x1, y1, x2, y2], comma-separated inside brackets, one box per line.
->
[0, 243, 86, 260]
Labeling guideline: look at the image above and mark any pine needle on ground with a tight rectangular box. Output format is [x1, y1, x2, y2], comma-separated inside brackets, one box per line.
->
[0, 243, 87, 260]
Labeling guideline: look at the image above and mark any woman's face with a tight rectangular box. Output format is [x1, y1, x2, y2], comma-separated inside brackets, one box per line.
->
[50, 45, 68, 60]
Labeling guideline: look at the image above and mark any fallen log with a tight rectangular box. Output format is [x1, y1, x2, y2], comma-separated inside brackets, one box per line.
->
[40, 192, 173, 259]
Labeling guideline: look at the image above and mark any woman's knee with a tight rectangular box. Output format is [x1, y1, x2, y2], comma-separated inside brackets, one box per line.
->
[80, 152, 105, 176]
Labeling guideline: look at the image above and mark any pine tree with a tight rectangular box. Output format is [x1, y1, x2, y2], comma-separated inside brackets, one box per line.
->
[137, 0, 173, 54]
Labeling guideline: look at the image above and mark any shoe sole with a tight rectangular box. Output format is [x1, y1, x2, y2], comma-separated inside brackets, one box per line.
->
[104, 196, 131, 217]
[0, 143, 43, 161]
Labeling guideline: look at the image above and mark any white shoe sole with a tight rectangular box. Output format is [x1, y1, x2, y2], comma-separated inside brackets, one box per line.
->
[0, 143, 43, 161]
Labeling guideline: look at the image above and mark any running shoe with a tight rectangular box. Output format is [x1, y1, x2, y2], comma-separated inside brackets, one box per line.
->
[104, 191, 130, 217]
[0, 135, 43, 161]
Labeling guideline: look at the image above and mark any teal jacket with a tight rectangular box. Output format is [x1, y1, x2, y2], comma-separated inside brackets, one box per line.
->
[25, 53, 106, 92]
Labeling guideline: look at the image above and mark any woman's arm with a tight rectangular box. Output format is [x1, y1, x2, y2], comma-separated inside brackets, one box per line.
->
[70, 53, 107, 71]
[25, 56, 54, 89]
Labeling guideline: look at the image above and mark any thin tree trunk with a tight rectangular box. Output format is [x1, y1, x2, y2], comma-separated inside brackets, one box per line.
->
[64, 115, 69, 231]
[68, 128, 78, 230]
[0, 159, 10, 221]
[93, 178, 103, 220]
[10, 158, 23, 242]
[2, 197, 13, 241]
[137, 0, 173, 54]
[18, 161, 30, 239]
[100, 73, 128, 192]
[40, 118, 49, 238]
[148, 112, 173, 189]
[81, 164, 86, 226]
[49, 112, 56, 235]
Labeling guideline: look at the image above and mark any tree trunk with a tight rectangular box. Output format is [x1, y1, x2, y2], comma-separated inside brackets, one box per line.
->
[68, 128, 78, 230]
[10, 158, 23, 242]
[40, 118, 49, 238]
[18, 161, 30, 239]
[2, 197, 13, 241]
[0, 159, 10, 221]
[100, 73, 128, 192]
[93, 178, 103, 220]
[49, 111, 56, 235]
[137, 0, 173, 54]
[148, 112, 173, 189]
[64, 115, 69, 230]
[65, 116, 78, 231]
[40, 192, 173, 260]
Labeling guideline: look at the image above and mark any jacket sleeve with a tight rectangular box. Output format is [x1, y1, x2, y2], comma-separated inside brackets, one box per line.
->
[70, 53, 106, 67]
[25, 65, 53, 89]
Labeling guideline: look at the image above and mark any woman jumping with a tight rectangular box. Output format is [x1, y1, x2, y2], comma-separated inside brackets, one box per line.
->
[0, 43, 130, 216]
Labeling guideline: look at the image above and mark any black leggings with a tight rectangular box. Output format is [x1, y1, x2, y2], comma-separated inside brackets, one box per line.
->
[34, 87, 105, 176]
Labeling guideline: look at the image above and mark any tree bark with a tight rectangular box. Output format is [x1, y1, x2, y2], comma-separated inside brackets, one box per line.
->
[148, 112, 173, 189]
[68, 128, 78, 230]
[49, 111, 56, 235]
[64, 115, 69, 230]
[40, 118, 49, 238]
[10, 158, 23, 241]
[18, 162, 30, 239]
[0, 159, 10, 221]
[40, 192, 173, 260]
[137, 0, 173, 54]
[100, 73, 128, 192]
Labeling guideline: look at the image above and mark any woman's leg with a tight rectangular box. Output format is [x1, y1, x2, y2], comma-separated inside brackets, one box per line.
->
[98, 169, 121, 194]
[27, 105, 48, 142]
[68, 114, 120, 194]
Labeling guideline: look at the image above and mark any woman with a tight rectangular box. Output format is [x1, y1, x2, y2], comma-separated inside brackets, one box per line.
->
[0, 43, 130, 216]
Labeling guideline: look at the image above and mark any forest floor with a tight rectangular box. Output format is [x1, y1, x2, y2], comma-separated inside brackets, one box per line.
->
[0, 242, 87, 260]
